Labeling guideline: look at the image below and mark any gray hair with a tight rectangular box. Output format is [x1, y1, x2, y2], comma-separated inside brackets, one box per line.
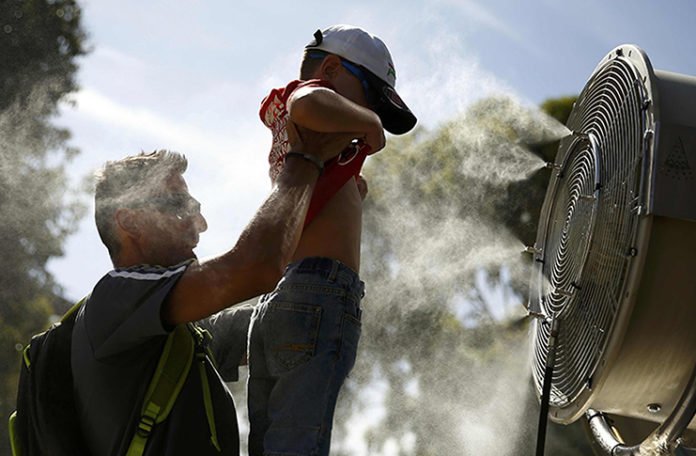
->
[94, 150, 188, 258]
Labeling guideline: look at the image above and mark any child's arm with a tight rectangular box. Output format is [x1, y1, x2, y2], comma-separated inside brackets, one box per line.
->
[288, 86, 385, 153]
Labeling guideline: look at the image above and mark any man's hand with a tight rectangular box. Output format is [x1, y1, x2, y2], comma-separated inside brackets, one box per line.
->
[286, 121, 356, 163]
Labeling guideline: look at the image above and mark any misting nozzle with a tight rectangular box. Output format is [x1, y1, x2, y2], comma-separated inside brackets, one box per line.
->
[544, 162, 562, 173]
[571, 131, 589, 139]
[554, 288, 574, 298]
[527, 310, 547, 320]
[523, 245, 542, 255]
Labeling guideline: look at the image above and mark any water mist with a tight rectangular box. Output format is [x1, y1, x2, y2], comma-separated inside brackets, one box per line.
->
[330, 95, 585, 455]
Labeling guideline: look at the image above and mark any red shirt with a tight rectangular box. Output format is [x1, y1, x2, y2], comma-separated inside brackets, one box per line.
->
[259, 79, 369, 226]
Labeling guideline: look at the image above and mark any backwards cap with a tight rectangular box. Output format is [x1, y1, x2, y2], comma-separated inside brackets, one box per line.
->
[305, 24, 417, 135]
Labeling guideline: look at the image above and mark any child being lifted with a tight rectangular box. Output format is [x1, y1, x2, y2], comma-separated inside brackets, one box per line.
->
[247, 24, 417, 456]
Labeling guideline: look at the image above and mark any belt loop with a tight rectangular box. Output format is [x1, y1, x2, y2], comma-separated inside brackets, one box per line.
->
[328, 260, 339, 283]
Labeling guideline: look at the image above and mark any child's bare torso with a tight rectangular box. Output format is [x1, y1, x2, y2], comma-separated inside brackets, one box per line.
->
[292, 178, 362, 272]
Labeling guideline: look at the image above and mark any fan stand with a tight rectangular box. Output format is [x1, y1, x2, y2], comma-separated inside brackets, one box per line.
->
[536, 317, 561, 456]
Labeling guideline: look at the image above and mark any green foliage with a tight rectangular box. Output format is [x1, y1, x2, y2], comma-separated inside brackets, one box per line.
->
[330, 95, 590, 455]
[540, 96, 577, 127]
[0, 0, 87, 453]
[0, 0, 86, 111]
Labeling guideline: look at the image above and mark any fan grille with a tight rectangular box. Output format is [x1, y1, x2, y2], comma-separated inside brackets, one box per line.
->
[532, 55, 647, 408]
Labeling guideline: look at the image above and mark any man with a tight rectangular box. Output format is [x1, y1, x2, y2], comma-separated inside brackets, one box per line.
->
[70, 126, 355, 455]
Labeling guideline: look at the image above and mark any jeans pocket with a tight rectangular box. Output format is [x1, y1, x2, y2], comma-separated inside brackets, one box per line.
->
[266, 302, 322, 374]
[340, 313, 362, 375]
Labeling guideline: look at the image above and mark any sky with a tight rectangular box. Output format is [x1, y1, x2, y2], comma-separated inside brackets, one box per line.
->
[48, 0, 696, 301]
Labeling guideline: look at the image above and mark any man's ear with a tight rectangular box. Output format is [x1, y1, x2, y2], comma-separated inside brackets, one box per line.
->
[318, 54, 342, 81]
[115, 208, 139, 238]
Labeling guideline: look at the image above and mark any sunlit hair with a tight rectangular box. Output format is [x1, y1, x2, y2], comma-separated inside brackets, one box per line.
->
[94, 150, 188, 259]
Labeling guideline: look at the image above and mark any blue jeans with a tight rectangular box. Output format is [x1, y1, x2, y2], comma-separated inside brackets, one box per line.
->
[247, 257, 364, 456]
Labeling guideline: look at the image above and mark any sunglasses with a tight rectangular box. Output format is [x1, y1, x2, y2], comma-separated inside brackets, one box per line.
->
[339, 59, 376, 106]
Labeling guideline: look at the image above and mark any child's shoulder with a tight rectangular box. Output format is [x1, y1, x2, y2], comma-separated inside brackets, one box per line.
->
[287, 79, 336, 97]
[268, 79, 335, 97]
[259, 79, 337, 126]
[261, 79, 334, 108]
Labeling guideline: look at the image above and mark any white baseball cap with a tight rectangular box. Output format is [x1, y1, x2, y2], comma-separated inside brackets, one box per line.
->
[305, 24, 417, 135]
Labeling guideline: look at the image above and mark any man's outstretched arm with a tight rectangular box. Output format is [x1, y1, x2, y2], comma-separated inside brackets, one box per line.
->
[162, 127, 356, 326]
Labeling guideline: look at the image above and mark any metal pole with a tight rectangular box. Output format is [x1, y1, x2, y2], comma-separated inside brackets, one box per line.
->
[587, 362, 696, 455]
[536, 318, 560, 456]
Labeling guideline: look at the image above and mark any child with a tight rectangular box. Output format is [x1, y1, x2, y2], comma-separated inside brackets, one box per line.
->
[247, 24, 417, 456]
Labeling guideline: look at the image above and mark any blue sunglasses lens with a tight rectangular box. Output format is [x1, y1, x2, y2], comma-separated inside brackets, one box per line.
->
[340, 60, 373, 102]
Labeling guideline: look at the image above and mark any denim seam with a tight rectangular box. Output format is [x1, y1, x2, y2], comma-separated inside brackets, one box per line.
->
[308, 307, 322, 358]
[342, 312, 361, 326]
[279, 284, 346, 296]
[269, 301, 324, 313]
[314, 339, 339, 456]
[328, 261, 338, 282]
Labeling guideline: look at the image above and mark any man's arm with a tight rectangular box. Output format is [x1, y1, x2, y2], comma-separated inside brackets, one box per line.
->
[161, 128, 356, 326]
[197, 302, 254, 381]
[289, 86, 385, 153]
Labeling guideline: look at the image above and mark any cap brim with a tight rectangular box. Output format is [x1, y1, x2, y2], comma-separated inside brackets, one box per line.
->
[365, 72, 417, 135]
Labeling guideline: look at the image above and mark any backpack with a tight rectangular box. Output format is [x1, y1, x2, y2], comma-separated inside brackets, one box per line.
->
[8, 297, 200, 456]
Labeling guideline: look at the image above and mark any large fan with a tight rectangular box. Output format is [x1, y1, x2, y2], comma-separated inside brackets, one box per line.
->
[527, 45, 696, 453]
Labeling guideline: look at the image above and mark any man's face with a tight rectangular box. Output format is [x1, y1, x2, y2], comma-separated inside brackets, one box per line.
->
[134, 173, 208, 266]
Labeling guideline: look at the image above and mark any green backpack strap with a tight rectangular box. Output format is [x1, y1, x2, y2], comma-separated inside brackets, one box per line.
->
[188, 324, 221, 452]
[8, 411, 19, 456]
[61, 298, 86, 323]
[126, 325, 194, 456]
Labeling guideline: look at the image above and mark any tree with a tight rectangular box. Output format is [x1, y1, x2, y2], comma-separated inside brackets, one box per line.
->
[328, 95, 586, 455]
[0, 0, 87, 452]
